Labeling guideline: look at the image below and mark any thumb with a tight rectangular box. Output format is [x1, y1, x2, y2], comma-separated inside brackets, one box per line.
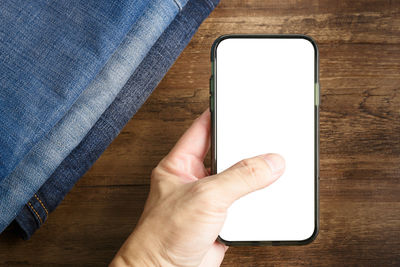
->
[207, 153, 285, 205]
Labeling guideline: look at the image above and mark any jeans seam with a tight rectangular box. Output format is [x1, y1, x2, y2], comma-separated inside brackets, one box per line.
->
[27, 202, 43, 225]
[34, 194, 49, 217]
[172, 0, 183, 11]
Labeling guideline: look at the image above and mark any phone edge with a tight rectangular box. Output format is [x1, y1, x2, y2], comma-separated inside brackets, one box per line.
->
[210, 34, 320, 246]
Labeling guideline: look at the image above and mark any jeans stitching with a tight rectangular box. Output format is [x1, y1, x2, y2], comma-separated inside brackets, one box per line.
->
[27, 202, 43, 225]
[34, 194, 49, 217]
[172, 0, 182, 11]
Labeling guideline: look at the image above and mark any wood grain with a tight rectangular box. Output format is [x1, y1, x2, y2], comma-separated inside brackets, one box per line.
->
[1, 0, 399, 266]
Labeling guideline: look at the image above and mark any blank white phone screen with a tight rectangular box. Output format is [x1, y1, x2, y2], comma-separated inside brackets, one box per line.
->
[216, 38, 316, 242]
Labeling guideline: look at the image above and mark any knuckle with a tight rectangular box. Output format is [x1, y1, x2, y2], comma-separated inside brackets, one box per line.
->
[151, 166, 162, 180]
[150, 167, 171, 192]
[237, 157, 270, 189]
[239, 158, 265, 178]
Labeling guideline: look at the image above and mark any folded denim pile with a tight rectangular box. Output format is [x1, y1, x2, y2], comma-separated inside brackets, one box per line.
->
[0, 0, 219, 239]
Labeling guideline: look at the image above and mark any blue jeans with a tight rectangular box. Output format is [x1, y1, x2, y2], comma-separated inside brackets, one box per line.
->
[13, 0, 220, 239]
[0, 0, 185, 233]
[0, 0, 151, 180]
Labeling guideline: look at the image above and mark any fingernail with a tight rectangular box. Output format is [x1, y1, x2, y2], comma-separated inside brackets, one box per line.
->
[261, 153, 285, 180]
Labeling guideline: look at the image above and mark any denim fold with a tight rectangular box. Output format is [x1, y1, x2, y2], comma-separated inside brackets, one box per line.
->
[13, 0, 220, 239]
[0, 0, 152, 180]
[0, 0, 186, 233]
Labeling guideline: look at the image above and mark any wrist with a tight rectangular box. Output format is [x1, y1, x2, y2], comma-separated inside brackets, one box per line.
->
[111, 227, 174, 267]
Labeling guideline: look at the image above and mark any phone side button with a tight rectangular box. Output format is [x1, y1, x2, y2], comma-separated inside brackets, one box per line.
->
[209, 95, 214, 112]
[209, 75, 214, 95]
[315, 82, 320, 106]
[319, 82, 321, 106]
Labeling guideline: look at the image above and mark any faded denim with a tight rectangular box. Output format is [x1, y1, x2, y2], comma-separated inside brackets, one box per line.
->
[14, 0, 220, 239]
[0, 0, 151, 180]
[0, 0, 188, 232]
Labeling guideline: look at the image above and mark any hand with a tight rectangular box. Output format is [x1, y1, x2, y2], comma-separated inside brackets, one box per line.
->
[110, 110, 285, 267]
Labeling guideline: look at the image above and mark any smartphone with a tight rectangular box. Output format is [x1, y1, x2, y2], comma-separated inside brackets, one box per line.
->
[210, 35, 319, 245]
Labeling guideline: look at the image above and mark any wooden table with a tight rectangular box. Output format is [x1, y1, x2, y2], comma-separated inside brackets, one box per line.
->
[1, 0, 399, 265]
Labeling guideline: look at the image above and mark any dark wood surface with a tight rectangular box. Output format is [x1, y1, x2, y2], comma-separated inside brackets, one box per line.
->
[1, 0, 399, 266]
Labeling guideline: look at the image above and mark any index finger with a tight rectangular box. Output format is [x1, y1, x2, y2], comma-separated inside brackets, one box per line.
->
[166, 109, 211, 163]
